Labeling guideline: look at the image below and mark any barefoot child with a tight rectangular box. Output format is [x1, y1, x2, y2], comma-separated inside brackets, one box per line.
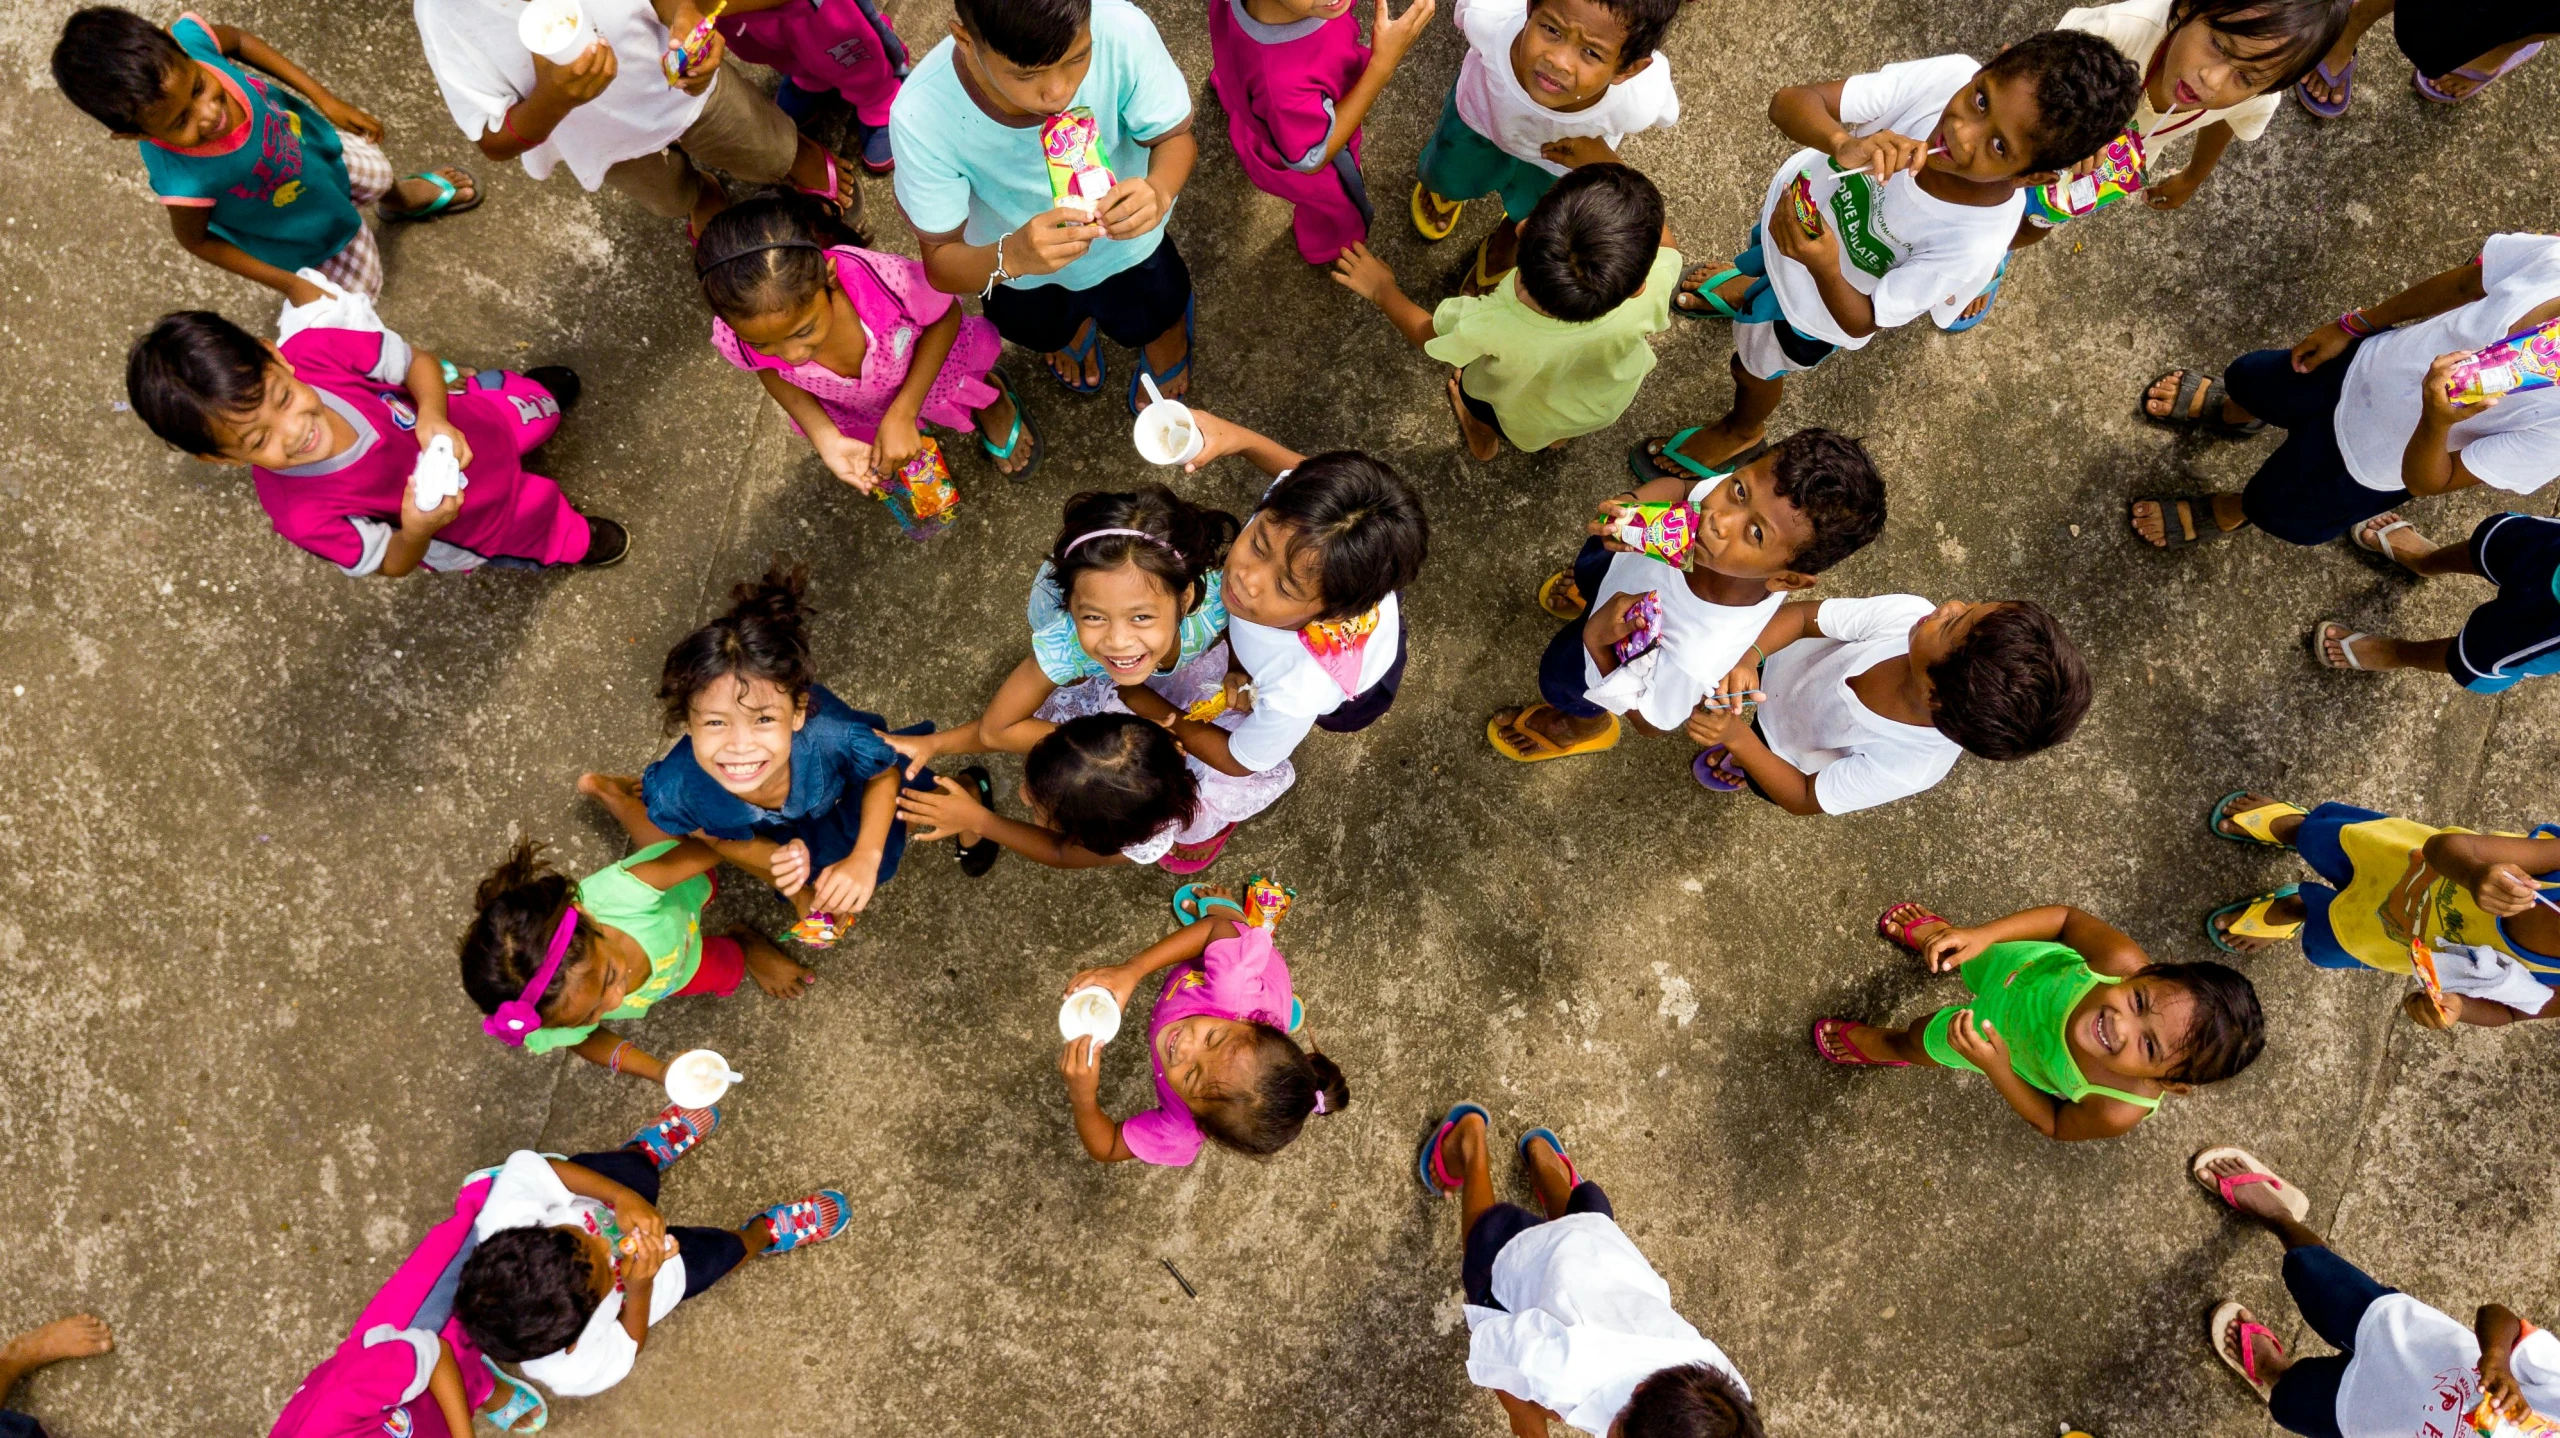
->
[2203, 793, 2560, 1029]
[0, 1314, 112, 1438]
[123, 299, 626, 577]
[458, 836, 812, 1086]
[1816, 901, 2264, 1141]
[1059, 885, 1346, 1166]
[1416, 1104, 1762, 1438]
[1489, 431, 1886, 764]
[715, 0, 911, 174]
[1648, 32, 2140, 476]
[698, 197, 1037, 508]
[1337, 163, 1681, 460]
[2312, 511, 2560, 690]
[1685, 594, 2090, 811]
[54, 8, 480, 305]
[1208, 0, 1437, 266]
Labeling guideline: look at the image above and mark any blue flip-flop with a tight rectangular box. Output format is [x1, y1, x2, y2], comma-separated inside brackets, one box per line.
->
[1172, 884, 1245, 925]
[1048, 317, 1105, 396]
[1127, 296, 1195, 416]
[1416, 1101, 1490, 1195]
[1944, 255, 2008, 334]
[1288, 996, 1305, 1034]
[1518, 1127, 1580, 1191]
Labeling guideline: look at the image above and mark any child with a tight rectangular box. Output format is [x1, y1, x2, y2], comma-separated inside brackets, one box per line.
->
[715, 0, 911, 174]
[2194, 1147, 2560, 1438]
[1815, 901, 2263, 1141]
[1208, 0, 1438, 266]
[888, 0, 1199, 413]
[698, 197, 1037, 501]
[1337, 162, 1681, 460]
[1488, 431, 1886, 763]
[1135, 412, 1430, 775]
[0, 1315, 112, 1438]
[904, 713, 1258, 870]
[2132, 236, 2560, 554]
[1685, 594, 2091, 811]
[458, 835, 813, 1084]
[1646, 32, 2140, 477]
[454, 1133, 849, 1400]
[53, 8, 481, 305]
[2202, 793, 2560, 1029]
[577, 567, 955, 935]
[123, 296, 625, 576]
[413, 0, 856, 232]
[2313, 511, 2560, 689]
[1058, 884, 1346, 1166]
[1408, 0, 1682, 293]
[1417, 1104, 1761, 1438]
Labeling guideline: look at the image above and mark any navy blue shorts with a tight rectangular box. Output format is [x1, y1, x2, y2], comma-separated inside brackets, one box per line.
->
[2452, 512, 2560, 693]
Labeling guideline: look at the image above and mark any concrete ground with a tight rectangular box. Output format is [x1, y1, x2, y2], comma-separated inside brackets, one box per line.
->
[3, 0, 2558, 1433]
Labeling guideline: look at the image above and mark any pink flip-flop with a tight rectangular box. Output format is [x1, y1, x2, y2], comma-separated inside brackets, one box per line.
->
[1158, 823, 1237, 876]
[1811, 1017, 1910, 1067]
[2190, 1146, 2311, 1221]
[2414, 42, 2544, 102]
[2210, 1301, 2286, 1401]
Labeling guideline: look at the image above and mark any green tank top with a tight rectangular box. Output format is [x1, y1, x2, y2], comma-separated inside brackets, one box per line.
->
[1934, 940, 2162, 1111]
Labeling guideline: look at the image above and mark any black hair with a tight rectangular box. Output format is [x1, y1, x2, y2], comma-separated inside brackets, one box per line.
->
[455, 1226, 600, 1363]
[1024, 714, 1198, 856]
[1983, 30, 2145, 171]
[695, 194, 872, 326]
[124, 310, 276, 457]
[1047, 487, 1239, 619]
[1763, 429, 1886, 575]
[2143, 961, 2265, 1085]
[1516, 164, 1665, 324]
[457, 839, 597, 1022]
[1619, 1363, 1766, 1438]
[1192, 1023, 1349, 1156]
[1926, 602, 2092, 761]
[659, 564, 815, 730]
[2166, 0, 2353, 93]
[954, 0, 1089, 67]
[1529, 0, 1683, 73]
[1252, 454, 1429, 622]
[53, 7, 188, 133]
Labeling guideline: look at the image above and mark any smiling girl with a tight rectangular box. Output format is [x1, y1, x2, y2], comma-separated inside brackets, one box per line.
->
[1058, 883, 1347, 1167]
[1814, 902, 2266, 1142]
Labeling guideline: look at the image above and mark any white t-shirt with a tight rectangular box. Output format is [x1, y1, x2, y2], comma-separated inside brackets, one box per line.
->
[1758, 55, 2022, 347]
[1225, 590, 1402, 772]
[1581, 475, 1783, 733]
[471, 1151, 686, 1398]
[1756, 594, 1962, 815]
[415, 0, 707, 190]
[2059, 0, 2281, 148]
[2337, 234, 2560, 495]
[2333, 1293, 2485, 1438]
[1464, 1213, 1750, 1438]
[1450, 0, 1680, 177]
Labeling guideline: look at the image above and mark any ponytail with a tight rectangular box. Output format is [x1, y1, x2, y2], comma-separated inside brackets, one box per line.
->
[659, 563, 815, 729]
[457, 838, 592, 1018]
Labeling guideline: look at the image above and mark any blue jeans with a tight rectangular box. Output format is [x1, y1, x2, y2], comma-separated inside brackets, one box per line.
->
[2226, 342, 2407, 547]
[1536, 538, 1615, 719]
[2267, 1246, 2399, 1438]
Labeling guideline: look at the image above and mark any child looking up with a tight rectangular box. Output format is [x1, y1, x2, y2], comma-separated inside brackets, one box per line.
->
[715, 0, 911, 174]
[1208, 0, 1437, 266]
[1649, 33, 2140, 476]
[1685, 594, 2090, 810]
[1409, 0, 1682, 294]
[1337, 162, 1680, 460]
[458, 836, 812, 1085]
[1489, 432, 1885, 763]
[1418, 1105, 1762, 1438]
[1059, 884, 1346, 1166]
[53, 8, 480, 305]
[698, 197, 1037, 499]
[2202, 793, 2560, 1029]
[890, 0, 1200, 413]
[124, 298, 623, 576]
[1817, 902, 2263, 1141]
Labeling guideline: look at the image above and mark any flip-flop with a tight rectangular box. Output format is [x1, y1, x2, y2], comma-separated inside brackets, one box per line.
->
[1942, 254, 2008, 334]
[2310, 618, 2377, 672]
[1410, 181, 1463, 242]
[975, 366, 1041, 481]
[1447, 374, 1503, 460]
[1517, 1127, 1580, 1194]
[2137, 369, 2266, 438]
[1488, 705, 1619, 761]
[2189, 1145, 2311, 1222]
[955, 765, 1001, 877]
[1047, 318, 1105, 396]
[1672, 264, 1745, 320]
[2208, 791, 2306, 848]
[792, 146, 856, 217]
[1811, 1017, 1909, 1066]
[1537, 569, 1587, 621]
[480, 1357, 550, 1433]
[2414, 42, 2544, 102]
[1159, 822, 1237, 876]
[2295, 56, 2354, 118]
[1171, 884, 1245, 925]
[1416, 1100, 1490, 1195]
[1288, 995, 1306, 1034]
[1628, 427, 1722, 483]
[382, 167, 483, 222]
[1875, 901, 1950, 951]
[2133, 495, 2245, 549]
[1126, 295, 1195, 416]
[2351, 511, 2425, 569]
[1457, 231, 1511, 296]
[2210, 1301, 2285, 1402]
[1693, 746, 1746, 792]
[2205, 884, 2304, 954]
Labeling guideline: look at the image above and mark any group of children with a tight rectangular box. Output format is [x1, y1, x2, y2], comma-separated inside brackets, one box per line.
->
[50, 0, 2560, 1432]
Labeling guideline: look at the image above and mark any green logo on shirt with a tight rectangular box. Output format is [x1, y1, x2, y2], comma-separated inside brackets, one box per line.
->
[1824, 171, 1901, 280]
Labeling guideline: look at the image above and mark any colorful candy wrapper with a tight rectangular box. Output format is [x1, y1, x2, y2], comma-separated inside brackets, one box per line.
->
[1041, 108, 1116, 217]
[2465, 1397, 2558, 1438]
[787, 912, 843, 949]
[2410, 935, 2458, 1024]
[1613, 589, 1664, 664]
[2024, 124, 2145, 225]
[660, 0, 728, 81]
[1612, 501, 1699, 570]
[2446, 318, 2560, 405]
[1242, 875, 1294, 931]
[1184, 689, 1229, 722]
[1786, 170, 1823, 240]
[878, 437, 959, 540]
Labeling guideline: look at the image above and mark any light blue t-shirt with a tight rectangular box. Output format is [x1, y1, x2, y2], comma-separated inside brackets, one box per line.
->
[886, 0, 1192, 291]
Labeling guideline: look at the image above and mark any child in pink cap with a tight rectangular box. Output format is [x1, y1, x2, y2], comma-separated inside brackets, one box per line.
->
[718, 0, 911, 174]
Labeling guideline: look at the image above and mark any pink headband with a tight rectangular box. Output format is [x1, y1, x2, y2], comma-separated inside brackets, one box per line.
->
[1064, 527, 1172, 555]
[483, 906, 581, 1046]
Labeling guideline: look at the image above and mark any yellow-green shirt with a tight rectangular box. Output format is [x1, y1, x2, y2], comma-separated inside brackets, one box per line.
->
[1425, 246, 1682, 451]
[522, 841, 712, 1055]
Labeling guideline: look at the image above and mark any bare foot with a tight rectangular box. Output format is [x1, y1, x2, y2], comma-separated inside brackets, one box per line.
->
[1045, 318, 1102, 391]
[1447, 374, 1501, 461]
[1521, 1131, 1575, 1218]
[2130, 494, 2246, 547]
[738, 931, 815, 998]
[1673, 262, 1753, 316]
[2, 1316, 113, 1369]
[381, 167, 478, 216]
[2209, 892, 2308, 952]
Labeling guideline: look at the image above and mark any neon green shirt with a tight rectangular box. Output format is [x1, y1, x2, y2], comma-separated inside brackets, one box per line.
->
[521, 841, 712, 1055]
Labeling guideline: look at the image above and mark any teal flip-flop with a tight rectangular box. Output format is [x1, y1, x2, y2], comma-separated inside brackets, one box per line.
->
[383, 167, 483, 222]
[975, 366, 1041, 481]
[480, 1356, 549, 1432]
[1943, 255, 2008, 334]
[1172, 884, 1245, 925]
[1416, 1101, 1490, 1195]
[1673, 265, 1745, 320]
[1126, 295, 1195, 415]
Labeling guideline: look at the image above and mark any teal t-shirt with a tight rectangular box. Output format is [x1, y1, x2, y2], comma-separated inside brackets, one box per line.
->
[140, 14, 358, 274]
[885, 0, 1192, 291]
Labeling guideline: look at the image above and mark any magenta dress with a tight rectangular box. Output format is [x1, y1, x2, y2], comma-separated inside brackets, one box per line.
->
[711, 246, 1001, 445]
[718, 0, 908, 130]
[1206, 0, 1373, 264]
[1121, 923, 1297, 1167]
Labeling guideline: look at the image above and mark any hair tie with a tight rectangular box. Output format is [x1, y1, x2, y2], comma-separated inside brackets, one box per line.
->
[1311, 1092, 1328, 1115]
[482, 905, 580, 1047]
[1064, 527, 1175, 556]
[695, 237, 827, 277]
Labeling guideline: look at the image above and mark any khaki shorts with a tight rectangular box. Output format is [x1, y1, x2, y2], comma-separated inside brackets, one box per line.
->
[604, 58, 801, 218]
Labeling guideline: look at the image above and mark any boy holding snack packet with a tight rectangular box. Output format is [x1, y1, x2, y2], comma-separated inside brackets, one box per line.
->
[889, 0, 1200, 415]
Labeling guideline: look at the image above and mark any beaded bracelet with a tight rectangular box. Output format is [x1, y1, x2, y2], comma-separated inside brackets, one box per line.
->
[2337, 309, 2379, 338]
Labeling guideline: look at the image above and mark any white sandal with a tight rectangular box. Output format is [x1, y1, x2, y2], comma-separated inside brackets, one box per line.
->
[2312, 618, 2375, 671]
[2352, 512, 2429, 570]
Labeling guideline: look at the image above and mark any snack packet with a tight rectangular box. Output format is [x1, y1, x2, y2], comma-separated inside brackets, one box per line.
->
[1041, 108, 1116, 217]
[2410, 935, 2458, 1025]
[1613, 589, 1663, 664]
[660, 0, 728, 81]
[2466, 1396, 2560, 1438]
[787, 912, 844, 949]
[2446, 318, 2560, 405]
[1611, 501, 1699, 570]
[1184, 689, 1229, 722]
[1786, 170, 1823, 240]
[1242, 875, 1295, 931]
[878, 437, 959, 540]
[2025, 124, 2146, 225]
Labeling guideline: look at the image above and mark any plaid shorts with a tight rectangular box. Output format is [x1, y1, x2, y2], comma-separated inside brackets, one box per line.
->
[316, 132, 393, 298]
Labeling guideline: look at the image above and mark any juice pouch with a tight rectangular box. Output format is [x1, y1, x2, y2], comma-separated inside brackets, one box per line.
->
[2025, 124, 2145, 224]
[1612, 589, 1663, 664]
[878, 437, 959, 539]
[2446, 318, 2560, 405]
[1041, 108, 1116, 217]
[661, 0, 728, 80]
[1184, 688, 1229, 722]
[1613, 501, 1700, 570]
[1786, 170, 1823, 240]
[1242, 874, 1295, 931]
[2467, 1395, 2560, 1438]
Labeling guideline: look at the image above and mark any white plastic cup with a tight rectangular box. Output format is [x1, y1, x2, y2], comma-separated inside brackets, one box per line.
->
[1059, 987, 1122, 1046]
[1132, 401, 1204, 467]
[410, 433, 464, 510]
[664, 1048, 742, 1108]
[518, 0, 600, 65]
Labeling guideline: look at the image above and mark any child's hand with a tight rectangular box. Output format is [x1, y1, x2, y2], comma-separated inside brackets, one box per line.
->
[872, 413, 923, 483]
[1014, 209, 1107, 276]
[1180, 409, 1250, 473]
[1583, 591, 1644, 651]
[810, 853, 879, 916]
[1371, 0, 1437, 63]
[662, 8, 725, 95]
[769, 838, 813, 895]
[873, 727, 941, 779]
[614, 1198, 668, 1275]
[1064, 962, 1142, 1011]
[1221, 668, 1256, 715]
[1539, 136, 1619, 169]
[1681, 699, 1740, 747]
[810, 427, 878, 493]
[2141, 167, 2199, 210]
[2422, 351, 2499, 425]
[416, 415, 475, 472]
[1770, 203, 1839, 267]
[399, 475, 463, 536]
[2481, 1350, 2531, 1423]
[531, 40, 618, 107]
[1588, 492, 1642, 549]
[1329, 242, 1400, 306]
[1059, 1035, 1103, 1098]
[1945, 1009, 2011, 1070]
[1918, 923, 1986, 974]
[2403, 988, 2463, 1030]
[1097, 177, 1169, 240]
[2289, 321, 2358, 373]
[2472, 861, 2545, 917]
[894, 776, 990, 842]
[315, 96, 385, 143]
[1835, 131, 1928, 179]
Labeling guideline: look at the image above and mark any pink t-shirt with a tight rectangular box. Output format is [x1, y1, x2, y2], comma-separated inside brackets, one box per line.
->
[1121, 923, 1297, 1167]
[710, 246, 1001, 445]
[1205, 0, 1368, 185]
[718, 0, 907, 124]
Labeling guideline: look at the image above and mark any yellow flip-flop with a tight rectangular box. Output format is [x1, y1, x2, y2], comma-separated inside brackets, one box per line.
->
[1458, 232, 1510, 295]
[1411, 181, 1462, 242]
[1536, 569, 1586, 620]
[1487, 705, 1619, 762]
[2209, 791, 2307, 847]
[2205, 885, 2303, 953]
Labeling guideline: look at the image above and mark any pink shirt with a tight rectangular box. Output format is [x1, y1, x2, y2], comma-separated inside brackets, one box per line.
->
[1205, 0, 1368, 186]
[718, 0, 907, 124]
[710, 246, 1001, 445]
[1122, 923, 1297, 1167]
